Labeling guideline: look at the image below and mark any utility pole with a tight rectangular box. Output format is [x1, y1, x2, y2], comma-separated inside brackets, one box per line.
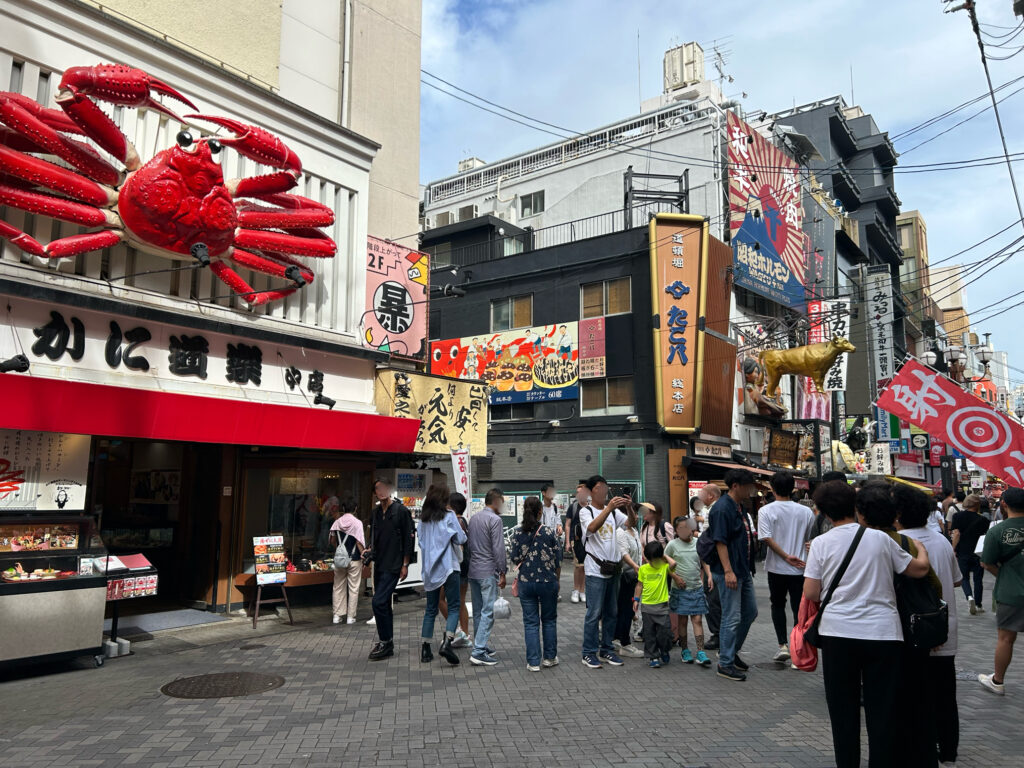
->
[945, 0, 1024, 234]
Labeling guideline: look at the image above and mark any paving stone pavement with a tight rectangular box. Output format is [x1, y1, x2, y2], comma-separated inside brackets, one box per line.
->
[1, 571, 1022, 768]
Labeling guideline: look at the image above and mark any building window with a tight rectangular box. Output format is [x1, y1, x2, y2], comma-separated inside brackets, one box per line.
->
[491, 294, 533, 331]
[489, 403, 535, 422]
[520, 191, 545, 218]
[581, 276, 631, 318]
[898, 225, 911, 249]
[581, 377, 635, 416]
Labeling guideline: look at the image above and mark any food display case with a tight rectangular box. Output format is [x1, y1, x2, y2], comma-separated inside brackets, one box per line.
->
[0, 515, 108, 668]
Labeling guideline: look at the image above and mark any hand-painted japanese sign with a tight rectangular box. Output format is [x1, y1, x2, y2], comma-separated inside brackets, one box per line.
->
[363, 236, 429, 359]
[867, 271, 895, 394]
[799, 300, 850, 420]
[451, 447, 471, 497]
[877, 358, 1024, 485]
[374, 370, 488, 456]
[579, 316, 606, 379]
[0, 431, 90, 511]
[727, 111, 809, 310]
[649, 213, 706, 433]
[430, 324, 579, 405]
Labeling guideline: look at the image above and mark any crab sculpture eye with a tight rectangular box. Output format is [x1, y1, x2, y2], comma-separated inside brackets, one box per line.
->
[175, 130, 194, 148]
[208, 139, 221, 154]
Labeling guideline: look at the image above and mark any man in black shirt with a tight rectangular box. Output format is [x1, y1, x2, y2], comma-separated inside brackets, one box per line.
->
[951, 493, 990, 615]
[366, 478, 414, 660]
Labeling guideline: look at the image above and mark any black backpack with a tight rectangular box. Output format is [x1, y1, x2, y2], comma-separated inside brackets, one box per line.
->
[569, 502, 584, 544]
[895, 534, 949, 650]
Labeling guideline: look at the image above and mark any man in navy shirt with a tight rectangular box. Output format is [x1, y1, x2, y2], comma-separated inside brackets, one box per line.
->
[708, 468, 759, 681]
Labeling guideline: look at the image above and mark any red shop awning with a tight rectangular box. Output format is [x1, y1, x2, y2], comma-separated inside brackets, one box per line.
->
[0, 375, 421, 453]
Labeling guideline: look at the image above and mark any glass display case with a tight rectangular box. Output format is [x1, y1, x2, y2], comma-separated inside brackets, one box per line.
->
[0, 515, 109, 668]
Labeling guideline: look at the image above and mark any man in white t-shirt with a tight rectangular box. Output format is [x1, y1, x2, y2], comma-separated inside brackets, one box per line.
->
[578, 474, 630, 669]
[540, 483, 563, 537]
[758, 471, 815, 663]
[894, 483, 961, 766]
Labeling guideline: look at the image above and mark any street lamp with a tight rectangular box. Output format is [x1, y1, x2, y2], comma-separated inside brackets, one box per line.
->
[921, 349, 938, 367]
[947, 345, 963, 364]
[977, 344, 994, 366]
[1016, 405, 1024, 422]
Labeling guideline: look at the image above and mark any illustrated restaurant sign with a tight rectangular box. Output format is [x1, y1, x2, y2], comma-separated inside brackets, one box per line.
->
[0, 431, 91, 511]
[649, 213, 707, 433]
[877, 358, 1024, 486]
[727, 111, 808, 310]
[363, 236, 429, 359]
[374, 370, 488, 456]
[430, 324, 579, 405]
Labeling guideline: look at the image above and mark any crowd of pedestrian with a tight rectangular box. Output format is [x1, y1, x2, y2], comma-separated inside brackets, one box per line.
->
[336, 470, 1024, 768]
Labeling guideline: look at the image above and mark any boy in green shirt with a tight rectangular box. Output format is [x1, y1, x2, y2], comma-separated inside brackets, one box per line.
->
[978, 487, 1024, 695]
[634, 540, 683, 667]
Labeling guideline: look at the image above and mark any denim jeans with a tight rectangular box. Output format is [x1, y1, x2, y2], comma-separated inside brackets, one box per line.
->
[957, 552, 984, 604]
[712, 572, 758, 668]
[372, 569, 401, 642]
[422, 571, 461, 641]
[519, 580, 558, 665]
[470, 575, 499, 654]
[582, 573, 619, 656]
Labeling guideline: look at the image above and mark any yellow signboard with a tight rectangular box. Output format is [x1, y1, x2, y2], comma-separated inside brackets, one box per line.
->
[374, 370, 488, 456]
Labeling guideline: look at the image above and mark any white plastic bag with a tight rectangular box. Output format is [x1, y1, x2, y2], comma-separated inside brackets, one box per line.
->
[493, 591, 512, 620]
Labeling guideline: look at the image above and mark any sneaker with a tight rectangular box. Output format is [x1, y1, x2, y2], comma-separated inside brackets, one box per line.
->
[681, 648, 694, 664]
[582, 653, 603, 669]
[695, 650, 711, 667]
[470, 651, 499, 666]
[978, 605, 986, 613]
[733, 655, 749, 671]
[773, 645, 790, 663]
[978, 673, 1005, 695]
[526, 664, 541, 672]
[580, 593, 587, 604]
[704, 635, 720, 651]
[648, 658, 663, 668]
[542, 656, 560, 668]
[367, 616, 376, 625]
[451, 630, 471, 648]
[598, 651, 624, 666]
[332, 615, 340, 624]
[969, 597, 977, 615]
[660, 653, 671, 665]
[716, 664, 747, 682]
[571, 590, 580, 603]
[620, 644, 644, 657]
[612, 639, 623, 650]
[346, 617, 357, 625]
[790, 663, 800, 670]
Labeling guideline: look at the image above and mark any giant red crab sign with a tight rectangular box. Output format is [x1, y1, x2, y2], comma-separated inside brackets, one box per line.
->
[0, 63, 335, 306]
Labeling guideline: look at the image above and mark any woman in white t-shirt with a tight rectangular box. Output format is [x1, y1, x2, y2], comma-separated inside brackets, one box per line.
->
[613, 504, 643, 657]
[803, 481, 930, 768]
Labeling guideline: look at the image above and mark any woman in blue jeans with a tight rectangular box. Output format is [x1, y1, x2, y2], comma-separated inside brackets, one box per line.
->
[418, 484, 467, 665]
[510, 496, 563, 671]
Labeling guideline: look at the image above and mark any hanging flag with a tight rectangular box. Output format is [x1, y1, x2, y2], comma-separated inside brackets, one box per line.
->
[876, 359, 1024, 485]
[450, 446, 471, 498]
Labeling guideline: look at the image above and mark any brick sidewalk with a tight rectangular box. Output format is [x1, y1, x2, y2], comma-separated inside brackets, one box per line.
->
[0, 571, 1021, 768]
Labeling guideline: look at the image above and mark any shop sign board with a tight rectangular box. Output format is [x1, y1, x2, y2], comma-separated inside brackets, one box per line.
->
[253, 535, 287, 585]
[363, 236, 429, 359]
[727, 111, 809, 310]
[693, 441, 730, 460]
[0, 431, 90, 511]
[877, 358, 1024, 488]
[430, 324, 579, 405]
[895, 453, 926, 481]
[764, 427, 801, 469]
[867, 271, 895, 395]
[374, 370, 487, 456]
[688, 480, 709, 501]
[450, 447, 471, 497]
[668, 448, 688, 520]
[579, 316, 607, 379]
[930, 437, 946, 468]
[867, 444, 892, 476]
[649, 213, 707, 433]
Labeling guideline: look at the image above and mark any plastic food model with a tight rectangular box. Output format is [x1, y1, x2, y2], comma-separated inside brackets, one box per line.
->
[0, 63, 336, 305]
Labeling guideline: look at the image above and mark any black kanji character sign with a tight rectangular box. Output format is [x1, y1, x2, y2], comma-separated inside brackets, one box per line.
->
[226, 343, 262, 386]
[105, 321, 151, 371]
[373, 281, 412, 333]
[308, 370, 325, 395]
[168, 334, 209, 379]
[32, 311, 84, 361]
[285, 366, 301, 390]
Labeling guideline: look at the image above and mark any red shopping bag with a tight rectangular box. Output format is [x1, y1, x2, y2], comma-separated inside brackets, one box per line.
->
[789, 595, 820, 672]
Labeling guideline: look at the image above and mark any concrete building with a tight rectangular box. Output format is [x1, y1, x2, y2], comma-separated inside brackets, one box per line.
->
[897, 210, 942, 356]
[99, 0, 422, 240]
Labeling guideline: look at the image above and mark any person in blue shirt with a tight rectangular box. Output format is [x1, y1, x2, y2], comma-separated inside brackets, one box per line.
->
[707, 468, 759, 682]
[418, 484, 467, 666]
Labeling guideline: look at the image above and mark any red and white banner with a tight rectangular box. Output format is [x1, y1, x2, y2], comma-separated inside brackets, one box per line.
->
[929, 437, 946, 468]
[450, 447, 471, 498]
[877, 359, 1024, 485]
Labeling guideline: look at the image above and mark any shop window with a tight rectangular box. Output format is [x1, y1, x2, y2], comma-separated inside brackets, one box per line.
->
[489, 403, 535, 421]
[581, 277, 631, 318]
[491, 294, 533, 331]
[521, 190, 545, 217]
[581, 377, 635, 416]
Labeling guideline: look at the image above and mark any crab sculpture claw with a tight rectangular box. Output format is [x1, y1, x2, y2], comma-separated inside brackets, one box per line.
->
[187, 114, 302, 198]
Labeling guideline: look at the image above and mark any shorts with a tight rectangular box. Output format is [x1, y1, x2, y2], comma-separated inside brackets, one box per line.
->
[669, 587, 708, 616]
[996, 601, 1024, 632]
[573, 540, 586, 565]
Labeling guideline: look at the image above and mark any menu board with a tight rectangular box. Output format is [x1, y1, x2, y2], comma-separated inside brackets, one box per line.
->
[0, 523, 79, 552]
[0, 431, 91, 511]
[254, 535, 287, 585]
[107, 573, 158, 600]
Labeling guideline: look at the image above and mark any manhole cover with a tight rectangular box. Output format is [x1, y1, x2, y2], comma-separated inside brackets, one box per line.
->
[160, 671, 284, 699]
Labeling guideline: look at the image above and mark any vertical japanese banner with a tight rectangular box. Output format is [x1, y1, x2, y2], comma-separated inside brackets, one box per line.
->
[450, 447, 471, 497]
[800, 300, 832, 420]
[866, 270, 894, 399]
[649, 213, 707, 433]
[578, 316, 606, 379]
[363, 236, 429, 359]
[668, 448, 688, 520]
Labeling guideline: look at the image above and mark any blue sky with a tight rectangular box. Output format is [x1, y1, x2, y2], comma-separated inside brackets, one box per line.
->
[421, 0, 1024, 384]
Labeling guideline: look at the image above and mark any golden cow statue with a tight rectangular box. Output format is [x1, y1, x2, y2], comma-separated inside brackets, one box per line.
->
[758, 336, 856, 398]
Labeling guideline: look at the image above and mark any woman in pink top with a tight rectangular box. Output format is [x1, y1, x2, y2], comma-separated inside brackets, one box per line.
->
[329, 497, 365, 624]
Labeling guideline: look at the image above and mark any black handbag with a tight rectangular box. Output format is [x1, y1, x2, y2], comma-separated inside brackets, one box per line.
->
[895, 534, 949, 650]
[805, 526, 865, 648]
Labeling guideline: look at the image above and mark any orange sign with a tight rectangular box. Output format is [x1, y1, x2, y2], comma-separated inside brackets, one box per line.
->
[668, 448, 689, 520]
[649, 214, 708, 433]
